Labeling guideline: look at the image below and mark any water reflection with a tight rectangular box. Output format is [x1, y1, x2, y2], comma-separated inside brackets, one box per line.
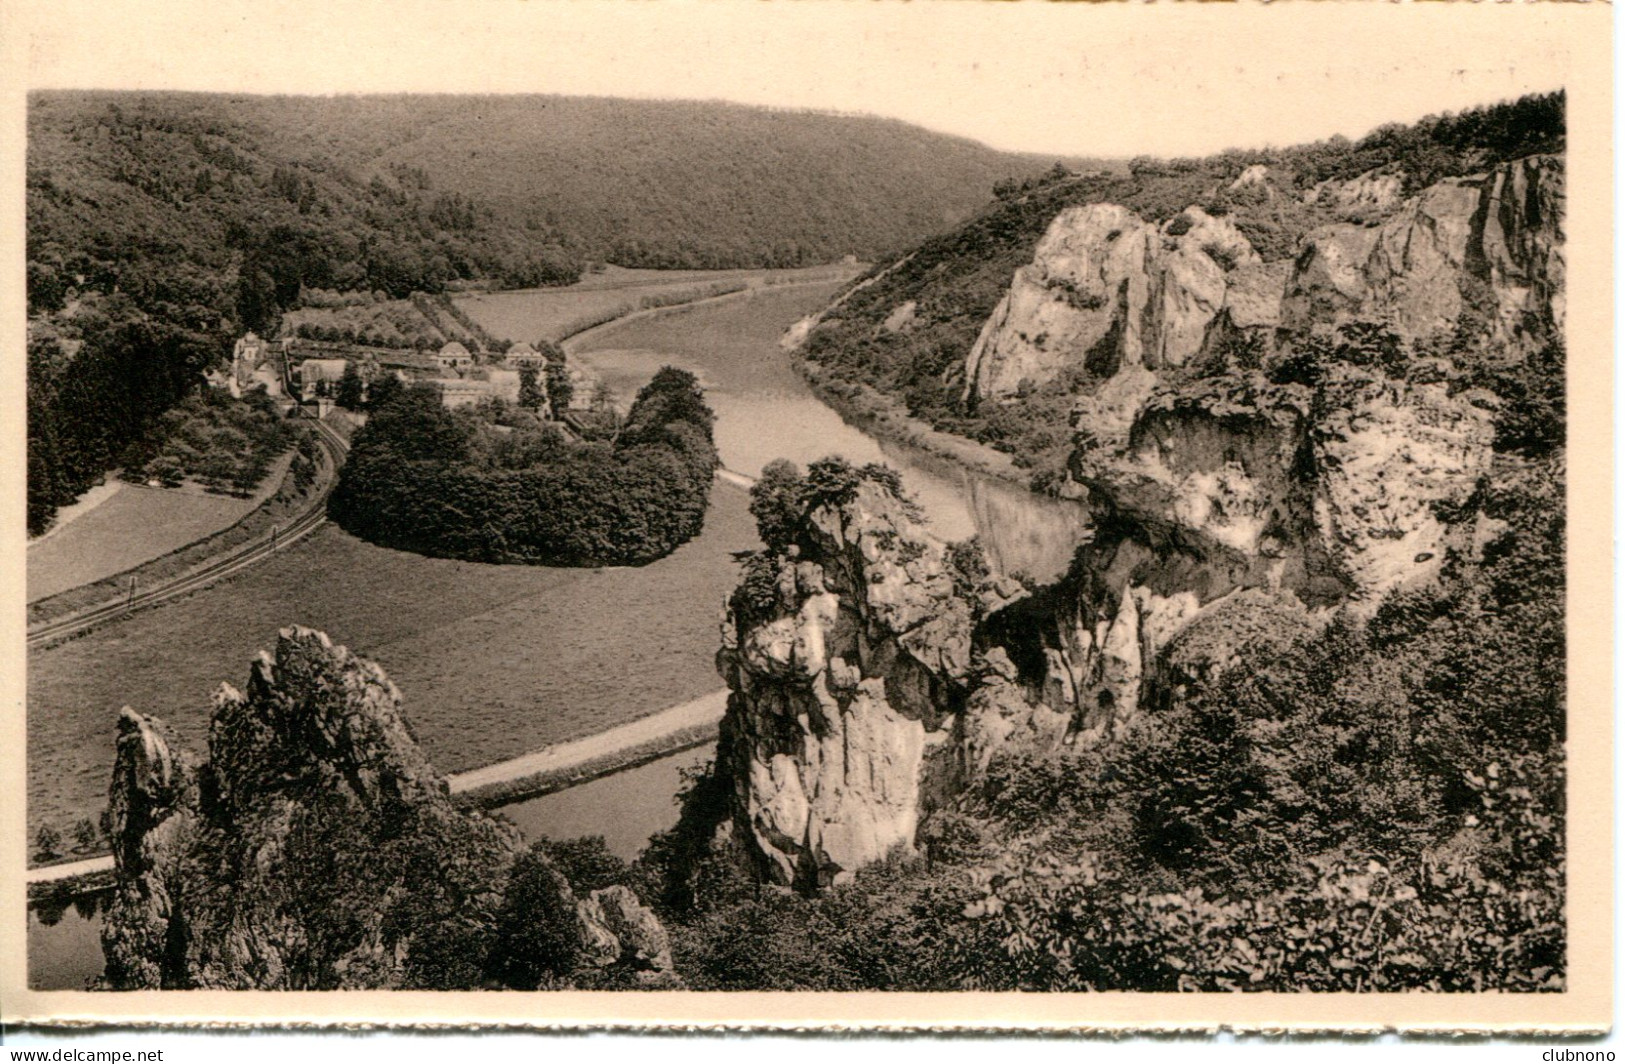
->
[497, 745, 713, 862]
[577, 345, 1089, 583]
[28, 889, 108, 989]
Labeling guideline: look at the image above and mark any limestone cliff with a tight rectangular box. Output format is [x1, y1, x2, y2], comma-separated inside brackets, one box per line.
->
[102, 626, 673, 989]
[714, 473, 979, 890]
[718, 154, 1560, 894]
[965, 155, 1563, 411]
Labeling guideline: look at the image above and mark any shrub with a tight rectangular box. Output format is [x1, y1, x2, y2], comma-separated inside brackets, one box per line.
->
[486, 846, 583, 989]
[748, 459, 806, 551]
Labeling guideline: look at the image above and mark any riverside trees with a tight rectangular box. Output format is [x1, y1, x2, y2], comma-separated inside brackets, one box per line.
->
[329, 369, 717, 566]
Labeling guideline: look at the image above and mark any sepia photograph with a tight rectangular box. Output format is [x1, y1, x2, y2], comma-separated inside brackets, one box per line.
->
[2, 0, 1612, 1037]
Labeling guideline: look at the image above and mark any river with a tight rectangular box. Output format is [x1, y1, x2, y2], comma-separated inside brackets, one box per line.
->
[567, 284, 1090, 581]
[29, 281, 1088, 989]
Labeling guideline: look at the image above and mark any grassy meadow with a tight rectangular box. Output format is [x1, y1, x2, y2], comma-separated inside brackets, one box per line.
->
[27, 482, 757, 853]
[573, 281, 843, 390]
[28, 485, 259, 603]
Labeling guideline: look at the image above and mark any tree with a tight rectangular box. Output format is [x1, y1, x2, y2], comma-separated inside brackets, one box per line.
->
[335, 361, 365, 410]
[518, 365, 544, 413]
[34, 824, 62, 861]
[749, 459, 806, 551]
[487, 846, 583, 989]
[544, 356, 574, 415]
[73, 817, 101, 853]
[367, 372, 404, 411]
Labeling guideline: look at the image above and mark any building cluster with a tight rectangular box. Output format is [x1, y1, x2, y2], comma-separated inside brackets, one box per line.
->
[211, 333, 596, 421]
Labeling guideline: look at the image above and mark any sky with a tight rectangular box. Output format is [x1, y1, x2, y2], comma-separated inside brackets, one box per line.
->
[15, 0, 1588, 159]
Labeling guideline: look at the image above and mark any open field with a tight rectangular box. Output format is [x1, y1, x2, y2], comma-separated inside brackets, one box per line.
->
[27, 480, 758, 853]
[27, 484, 259, 602]
[456, 265, 850, 344]
[27, 442, 324, 628]
[574, 281, 846, 392]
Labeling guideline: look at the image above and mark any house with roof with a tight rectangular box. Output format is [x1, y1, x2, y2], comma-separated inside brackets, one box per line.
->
[433, 341, 475, 370]
[434, 367, 523, 409]
[219, 332, 285, 398]
[504, 342, 548, 369]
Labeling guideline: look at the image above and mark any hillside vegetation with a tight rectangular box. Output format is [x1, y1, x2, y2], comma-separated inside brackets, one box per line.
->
[797, 92, 1564, 488]
[29, 91, 1072, 309]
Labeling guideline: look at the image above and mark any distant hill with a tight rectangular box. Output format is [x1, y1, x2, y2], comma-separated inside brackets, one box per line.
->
[245, 94, 1105, 270]
[28, 91, 1090, 307]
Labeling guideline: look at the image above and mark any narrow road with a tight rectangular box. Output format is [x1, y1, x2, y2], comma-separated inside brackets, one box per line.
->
[28, 686, 730, 889]
[26, 418, 349, 650]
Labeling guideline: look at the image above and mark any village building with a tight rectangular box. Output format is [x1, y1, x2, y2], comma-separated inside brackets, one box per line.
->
[504, 342, 548, 369]
[297, 358, 349, 401]
[432, 341, 475, 370]
[215, 332, 286, 398]
[434, 367, 523, 409]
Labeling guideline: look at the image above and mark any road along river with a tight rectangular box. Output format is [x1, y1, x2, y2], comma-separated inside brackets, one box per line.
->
[29, 281, 1090, 988]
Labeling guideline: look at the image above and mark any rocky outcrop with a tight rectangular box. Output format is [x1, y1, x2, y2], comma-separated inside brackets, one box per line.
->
[1304, 168, 1406, 217]
[101, 627, 674, 989]
[718, 155, 1559, 895]
[968, 155, 1563, 411]
[715, 476, 977, 890]
[963, 205, 1270, 407]
[576, 885, 673, 975]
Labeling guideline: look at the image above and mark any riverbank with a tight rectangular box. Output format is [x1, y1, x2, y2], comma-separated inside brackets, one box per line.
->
[796, 360, 1033, 492]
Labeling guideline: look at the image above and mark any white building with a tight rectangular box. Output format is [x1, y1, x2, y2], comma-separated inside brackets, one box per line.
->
[433, 341, 475, 370]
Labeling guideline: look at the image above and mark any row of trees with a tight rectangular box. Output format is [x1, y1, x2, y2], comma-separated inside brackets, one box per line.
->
[328, 367, 717, 566]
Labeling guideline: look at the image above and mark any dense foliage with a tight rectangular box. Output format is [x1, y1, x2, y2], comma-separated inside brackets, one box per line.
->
[798, 92, 1564, 492]
[328, 368, 718, 566]
[28, 91, 1065, 298]
[27, 307, 225, 534]
[119, 388, 303, 495]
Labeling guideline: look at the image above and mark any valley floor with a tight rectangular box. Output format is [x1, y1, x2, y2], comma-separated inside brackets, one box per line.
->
[26, 480, 758, 852]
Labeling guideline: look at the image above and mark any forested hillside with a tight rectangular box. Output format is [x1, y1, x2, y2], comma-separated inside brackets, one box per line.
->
[25, 90, 1070, 534]
[242, 94, 1089, 270]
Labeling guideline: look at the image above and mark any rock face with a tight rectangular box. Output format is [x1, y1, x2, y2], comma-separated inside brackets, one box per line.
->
[101, 627, 673, 989]
[963, 205, 1268, 407]
[719, 155, 1561, 894]
[966, 155, 1564, 409]
[715, 477, 977, 890]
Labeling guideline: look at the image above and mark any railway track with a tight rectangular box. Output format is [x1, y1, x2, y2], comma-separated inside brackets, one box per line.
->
[27, 418, 350, 651]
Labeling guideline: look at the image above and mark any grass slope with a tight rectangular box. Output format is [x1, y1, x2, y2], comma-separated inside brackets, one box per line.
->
[27, 485, 258, 603]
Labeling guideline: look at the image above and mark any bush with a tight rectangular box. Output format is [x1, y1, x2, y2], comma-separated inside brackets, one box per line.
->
[486, 846, 585, 989]
[748, 459, 806, 551]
